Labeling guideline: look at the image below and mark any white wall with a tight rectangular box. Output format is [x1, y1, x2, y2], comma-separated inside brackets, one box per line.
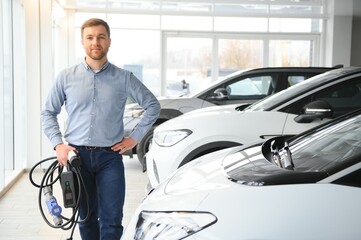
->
[351, 0, 361, 66]
[13, 0, 27, 170]
[324, 0, 353, 67]
[24, 0, 53, 168]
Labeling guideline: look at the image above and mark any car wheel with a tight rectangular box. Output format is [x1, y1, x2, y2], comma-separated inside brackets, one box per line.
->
[136, 126, 156, 172]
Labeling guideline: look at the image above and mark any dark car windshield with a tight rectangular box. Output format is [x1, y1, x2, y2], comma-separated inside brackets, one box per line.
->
[244, 67, 360, 112]
[289, 113, 361, 172]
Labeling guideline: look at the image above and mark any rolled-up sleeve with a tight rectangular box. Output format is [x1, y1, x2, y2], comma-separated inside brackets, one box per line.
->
[127, 73, 160, 143]
[41, 74, 65, 148]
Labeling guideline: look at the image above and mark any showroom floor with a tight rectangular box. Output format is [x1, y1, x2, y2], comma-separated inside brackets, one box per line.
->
[0, 156, 148, 240]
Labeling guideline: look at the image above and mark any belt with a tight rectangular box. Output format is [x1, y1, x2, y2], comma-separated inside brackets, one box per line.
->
[77, 146, 113, 151]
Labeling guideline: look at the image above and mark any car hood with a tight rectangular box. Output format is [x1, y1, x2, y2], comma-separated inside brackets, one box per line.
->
[160, 139, 329, 196]
[164, 147, 238, 195]
[143, 147, 237, 210]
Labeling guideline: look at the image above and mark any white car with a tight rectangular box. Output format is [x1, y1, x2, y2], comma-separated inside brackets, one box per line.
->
[122, 109, 361, 240]
[124, 67, 335, 170]
[146, 66, 361, 188]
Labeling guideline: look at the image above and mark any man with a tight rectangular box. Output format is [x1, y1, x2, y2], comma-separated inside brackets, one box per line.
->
[41, 18, 160, 239]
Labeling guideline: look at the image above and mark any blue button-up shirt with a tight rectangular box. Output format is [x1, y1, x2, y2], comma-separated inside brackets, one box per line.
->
[41, 60, 160, 148]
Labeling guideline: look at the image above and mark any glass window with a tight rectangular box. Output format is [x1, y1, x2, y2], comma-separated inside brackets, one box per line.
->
[161, 16, 213, 31]
[214, 3, 268, 14]
[75, 12, 107, 26]
[1, 0, 15, 189]
[214, 17, 268, 32]
[107, 14, 160, 29]
[290, 114, 361, 172]
[109, 29, 161, 96]
[166, 37, 212, 95]
[288, 75, 308, 86]
[76, 0, 107, 8]
[73, 0, 324, 97]
[107, 0, 161, 11]
[219, 39, 263, 70]
[226, 76, 272, 99]
[269, 40, 313, 67]
[317, 79, 361, 117]
[75, 27, 160, 95]
[161, 1, 212, 12]
[286, 77, 361, 117]
[269, 18, 322, 33]
[74, 0, 324, 16]
[269, 2, 323, 15]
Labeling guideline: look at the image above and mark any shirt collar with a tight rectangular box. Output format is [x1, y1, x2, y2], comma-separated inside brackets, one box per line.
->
[82, 57, 110, 73]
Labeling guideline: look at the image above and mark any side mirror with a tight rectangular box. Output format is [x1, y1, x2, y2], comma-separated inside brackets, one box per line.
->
[294, 100, 333, 123]
[208, 88, 229, 100]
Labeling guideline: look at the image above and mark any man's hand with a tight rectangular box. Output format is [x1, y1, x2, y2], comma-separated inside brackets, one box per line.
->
[55, 143, 77, 167]
[111, 137, 137, 154]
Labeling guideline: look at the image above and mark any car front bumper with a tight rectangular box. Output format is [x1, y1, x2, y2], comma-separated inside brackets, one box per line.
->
[146, 140, 191, 188]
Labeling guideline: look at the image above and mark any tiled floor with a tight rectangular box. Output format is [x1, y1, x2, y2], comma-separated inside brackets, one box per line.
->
[0, 156, 148, 240]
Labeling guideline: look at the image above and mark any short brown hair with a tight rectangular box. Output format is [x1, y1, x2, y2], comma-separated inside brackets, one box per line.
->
[81, 18, 110, 38]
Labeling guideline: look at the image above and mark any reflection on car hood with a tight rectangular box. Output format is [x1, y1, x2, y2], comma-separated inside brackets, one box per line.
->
[164, 147, 238, 195]
[163, 142, 329, 192]
[223, 144, 328, 186]
[182, 103, 241, 115]
[142, 148, 238, 211]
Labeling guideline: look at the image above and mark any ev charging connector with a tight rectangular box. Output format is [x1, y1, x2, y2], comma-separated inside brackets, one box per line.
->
[30, 152, 89, 240]
[43, 186, 63, 226]
[61, 171, 77, 208]
[60, 151, 80, 208]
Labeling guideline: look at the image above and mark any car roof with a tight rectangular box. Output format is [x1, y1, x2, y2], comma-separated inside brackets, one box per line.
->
[190, 66, 338, 98]
[246, 66, 361, 111]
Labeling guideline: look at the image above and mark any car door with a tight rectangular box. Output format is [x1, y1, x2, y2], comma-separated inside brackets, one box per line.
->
[281, 76, 361, 135]
[204, 70, 324, 106]
[204, 73, 280, 106]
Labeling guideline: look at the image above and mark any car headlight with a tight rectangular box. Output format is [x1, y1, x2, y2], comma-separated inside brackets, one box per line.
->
[154, 129, 192, 147]
[134, 211, 217, 240]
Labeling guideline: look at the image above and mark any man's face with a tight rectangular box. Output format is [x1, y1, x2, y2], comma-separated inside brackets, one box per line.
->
[81, 25, 111, 61]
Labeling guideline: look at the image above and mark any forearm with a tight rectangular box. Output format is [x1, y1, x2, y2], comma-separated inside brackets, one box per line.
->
[41, 110, 63, 148]
[130, 101, 160, 142]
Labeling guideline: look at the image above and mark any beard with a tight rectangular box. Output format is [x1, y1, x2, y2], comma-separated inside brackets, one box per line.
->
[87, 49, 107, 61]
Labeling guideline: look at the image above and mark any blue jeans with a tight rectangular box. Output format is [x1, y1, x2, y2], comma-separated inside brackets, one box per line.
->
[75, 147, 125, 240]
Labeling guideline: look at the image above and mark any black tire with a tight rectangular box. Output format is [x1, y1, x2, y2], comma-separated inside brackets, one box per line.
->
[136, 126, 157, 172]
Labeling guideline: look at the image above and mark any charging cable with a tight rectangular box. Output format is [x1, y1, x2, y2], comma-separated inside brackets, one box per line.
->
[29, 154, 90, 240]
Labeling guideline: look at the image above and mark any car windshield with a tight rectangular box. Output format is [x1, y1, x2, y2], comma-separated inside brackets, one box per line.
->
[288, 113, 361, 172]
[243, 68, 349, 112]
